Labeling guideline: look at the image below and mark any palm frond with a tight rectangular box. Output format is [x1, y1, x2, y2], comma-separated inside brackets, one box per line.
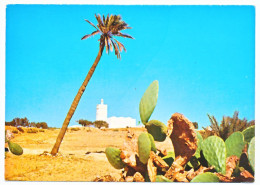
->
[105, 14, 109, 26]
[81, 30, 100, 40]
[95, 14, 104, 31]
[113, 37, 126, 52]
[116, 32, 134, 39]
[111, 39, 120, 59]
[121, 26, 132, 30]
[84, 19, 99, 31]
[107, 37, 113, 52]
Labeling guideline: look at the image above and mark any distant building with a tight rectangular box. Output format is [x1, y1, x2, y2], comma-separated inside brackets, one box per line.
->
[96, 99, 136, 128]
[96, 99, 107, 121]
[107, 117, 136, 128]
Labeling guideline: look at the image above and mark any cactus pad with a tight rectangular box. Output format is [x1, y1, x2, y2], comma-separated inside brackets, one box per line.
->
[190, 172, 219, 182]
[225, 132, 246, 158]
[242, 126, 255, 143]
[138, 132, 151, 164]
[139, 80, 159, 125]
[248, 137, 255, 172]
[105, 147, 125, 169]
[194, 131, 203, 158]
[8, 141, 23, 155]
[162, 151, 175, 166]
[145, 120, 167, 142]
[148, 133, 156, 153]
[155, 175, 172, 182]
[201, 136, 226, 174]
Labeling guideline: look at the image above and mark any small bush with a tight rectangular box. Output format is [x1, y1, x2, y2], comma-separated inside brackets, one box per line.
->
[12, 130, 18, 134]
[27, 128, 38, 133]
[39, 129, 45, 132]
[17, 127, 24, 133]
[70, 127, 80, 131]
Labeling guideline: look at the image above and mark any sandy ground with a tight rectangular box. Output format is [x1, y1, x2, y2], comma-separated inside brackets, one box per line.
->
[5, 126, 173, 181]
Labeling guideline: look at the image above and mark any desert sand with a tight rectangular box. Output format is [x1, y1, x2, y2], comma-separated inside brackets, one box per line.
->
[5, 126, 173, 181]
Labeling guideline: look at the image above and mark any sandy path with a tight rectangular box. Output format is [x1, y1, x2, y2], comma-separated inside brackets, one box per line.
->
[6, 127, 171, 181]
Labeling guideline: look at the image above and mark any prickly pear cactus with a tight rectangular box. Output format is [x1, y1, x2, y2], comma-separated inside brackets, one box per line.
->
[201, 136, 226, 174]
[225, 132, 246, 157]
[190, 172, 219, 182]
[5, 130, 8, 143]
[8, 141, 23, 155]
[155, 175, 172, 182]
[145, 120, 167, 142]
[194, 131, 203, 158]
[148, 133, 156, 153]
[248, 137, 255, 172]
[242, 125, 255, 143]
[139, 80, 159, 125]
[162, 151, 175, 166]
[105, 147, 125, 169]
[138, 132, 151, 164]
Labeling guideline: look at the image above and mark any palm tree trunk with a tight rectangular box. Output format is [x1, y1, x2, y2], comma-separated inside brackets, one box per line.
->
[50, 44, 105, 156]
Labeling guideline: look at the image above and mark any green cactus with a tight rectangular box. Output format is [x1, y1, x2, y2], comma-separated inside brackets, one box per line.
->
[148, 133, 156, 153]
[155, 175, 172, 182]
[162, 151, 175, 166]
[145, 120, 167, 142]
[5, 130, 8, 143]
[105, 147, 125, 169]
[188, 156, 200, 169]
[190, 172, 219, 182]
[248, 137, 255, 172]
[139, 80, 159, 125]
[8, 141, 23, 155]
[194, 131, 203, 158]
[138, 132, 151, 164]
[242, 125, 255, 143]
[144, 172, 151, 182]
[225, 132, 246, 157]
[201, 136, 226, 174]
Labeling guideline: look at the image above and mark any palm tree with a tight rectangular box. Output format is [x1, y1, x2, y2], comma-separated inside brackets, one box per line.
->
[50, 14, 133, 155]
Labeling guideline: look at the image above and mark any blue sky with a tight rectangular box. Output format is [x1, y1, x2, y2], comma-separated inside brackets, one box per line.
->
[5, 5, 255, 129]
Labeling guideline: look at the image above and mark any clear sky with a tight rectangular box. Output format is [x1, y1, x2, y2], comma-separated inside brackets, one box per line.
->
[5, 5, 255, 129]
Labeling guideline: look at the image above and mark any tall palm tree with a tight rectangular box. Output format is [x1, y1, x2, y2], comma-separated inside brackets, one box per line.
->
[50, 14, 133, 155]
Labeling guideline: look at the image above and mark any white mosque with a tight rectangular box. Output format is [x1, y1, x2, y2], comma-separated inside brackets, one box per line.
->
[96, 99, 136, 128]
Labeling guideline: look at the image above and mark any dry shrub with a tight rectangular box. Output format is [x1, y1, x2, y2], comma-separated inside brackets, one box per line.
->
[39, 129, 45, 132]
[26, 128, 38, 133]
[12, 129, 18, 134]
[70, 127, 80, 131]
[17, 127, 24, 133]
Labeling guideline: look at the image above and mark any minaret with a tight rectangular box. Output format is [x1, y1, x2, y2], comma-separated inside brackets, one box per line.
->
[96, 99, 107, 121]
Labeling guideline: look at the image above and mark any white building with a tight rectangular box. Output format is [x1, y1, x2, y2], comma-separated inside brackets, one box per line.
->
[96, 99, 107, 121]
[96, 99, 136, 128]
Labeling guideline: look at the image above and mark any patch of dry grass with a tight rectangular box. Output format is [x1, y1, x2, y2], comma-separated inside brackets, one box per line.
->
[5, 126, 169, 181]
